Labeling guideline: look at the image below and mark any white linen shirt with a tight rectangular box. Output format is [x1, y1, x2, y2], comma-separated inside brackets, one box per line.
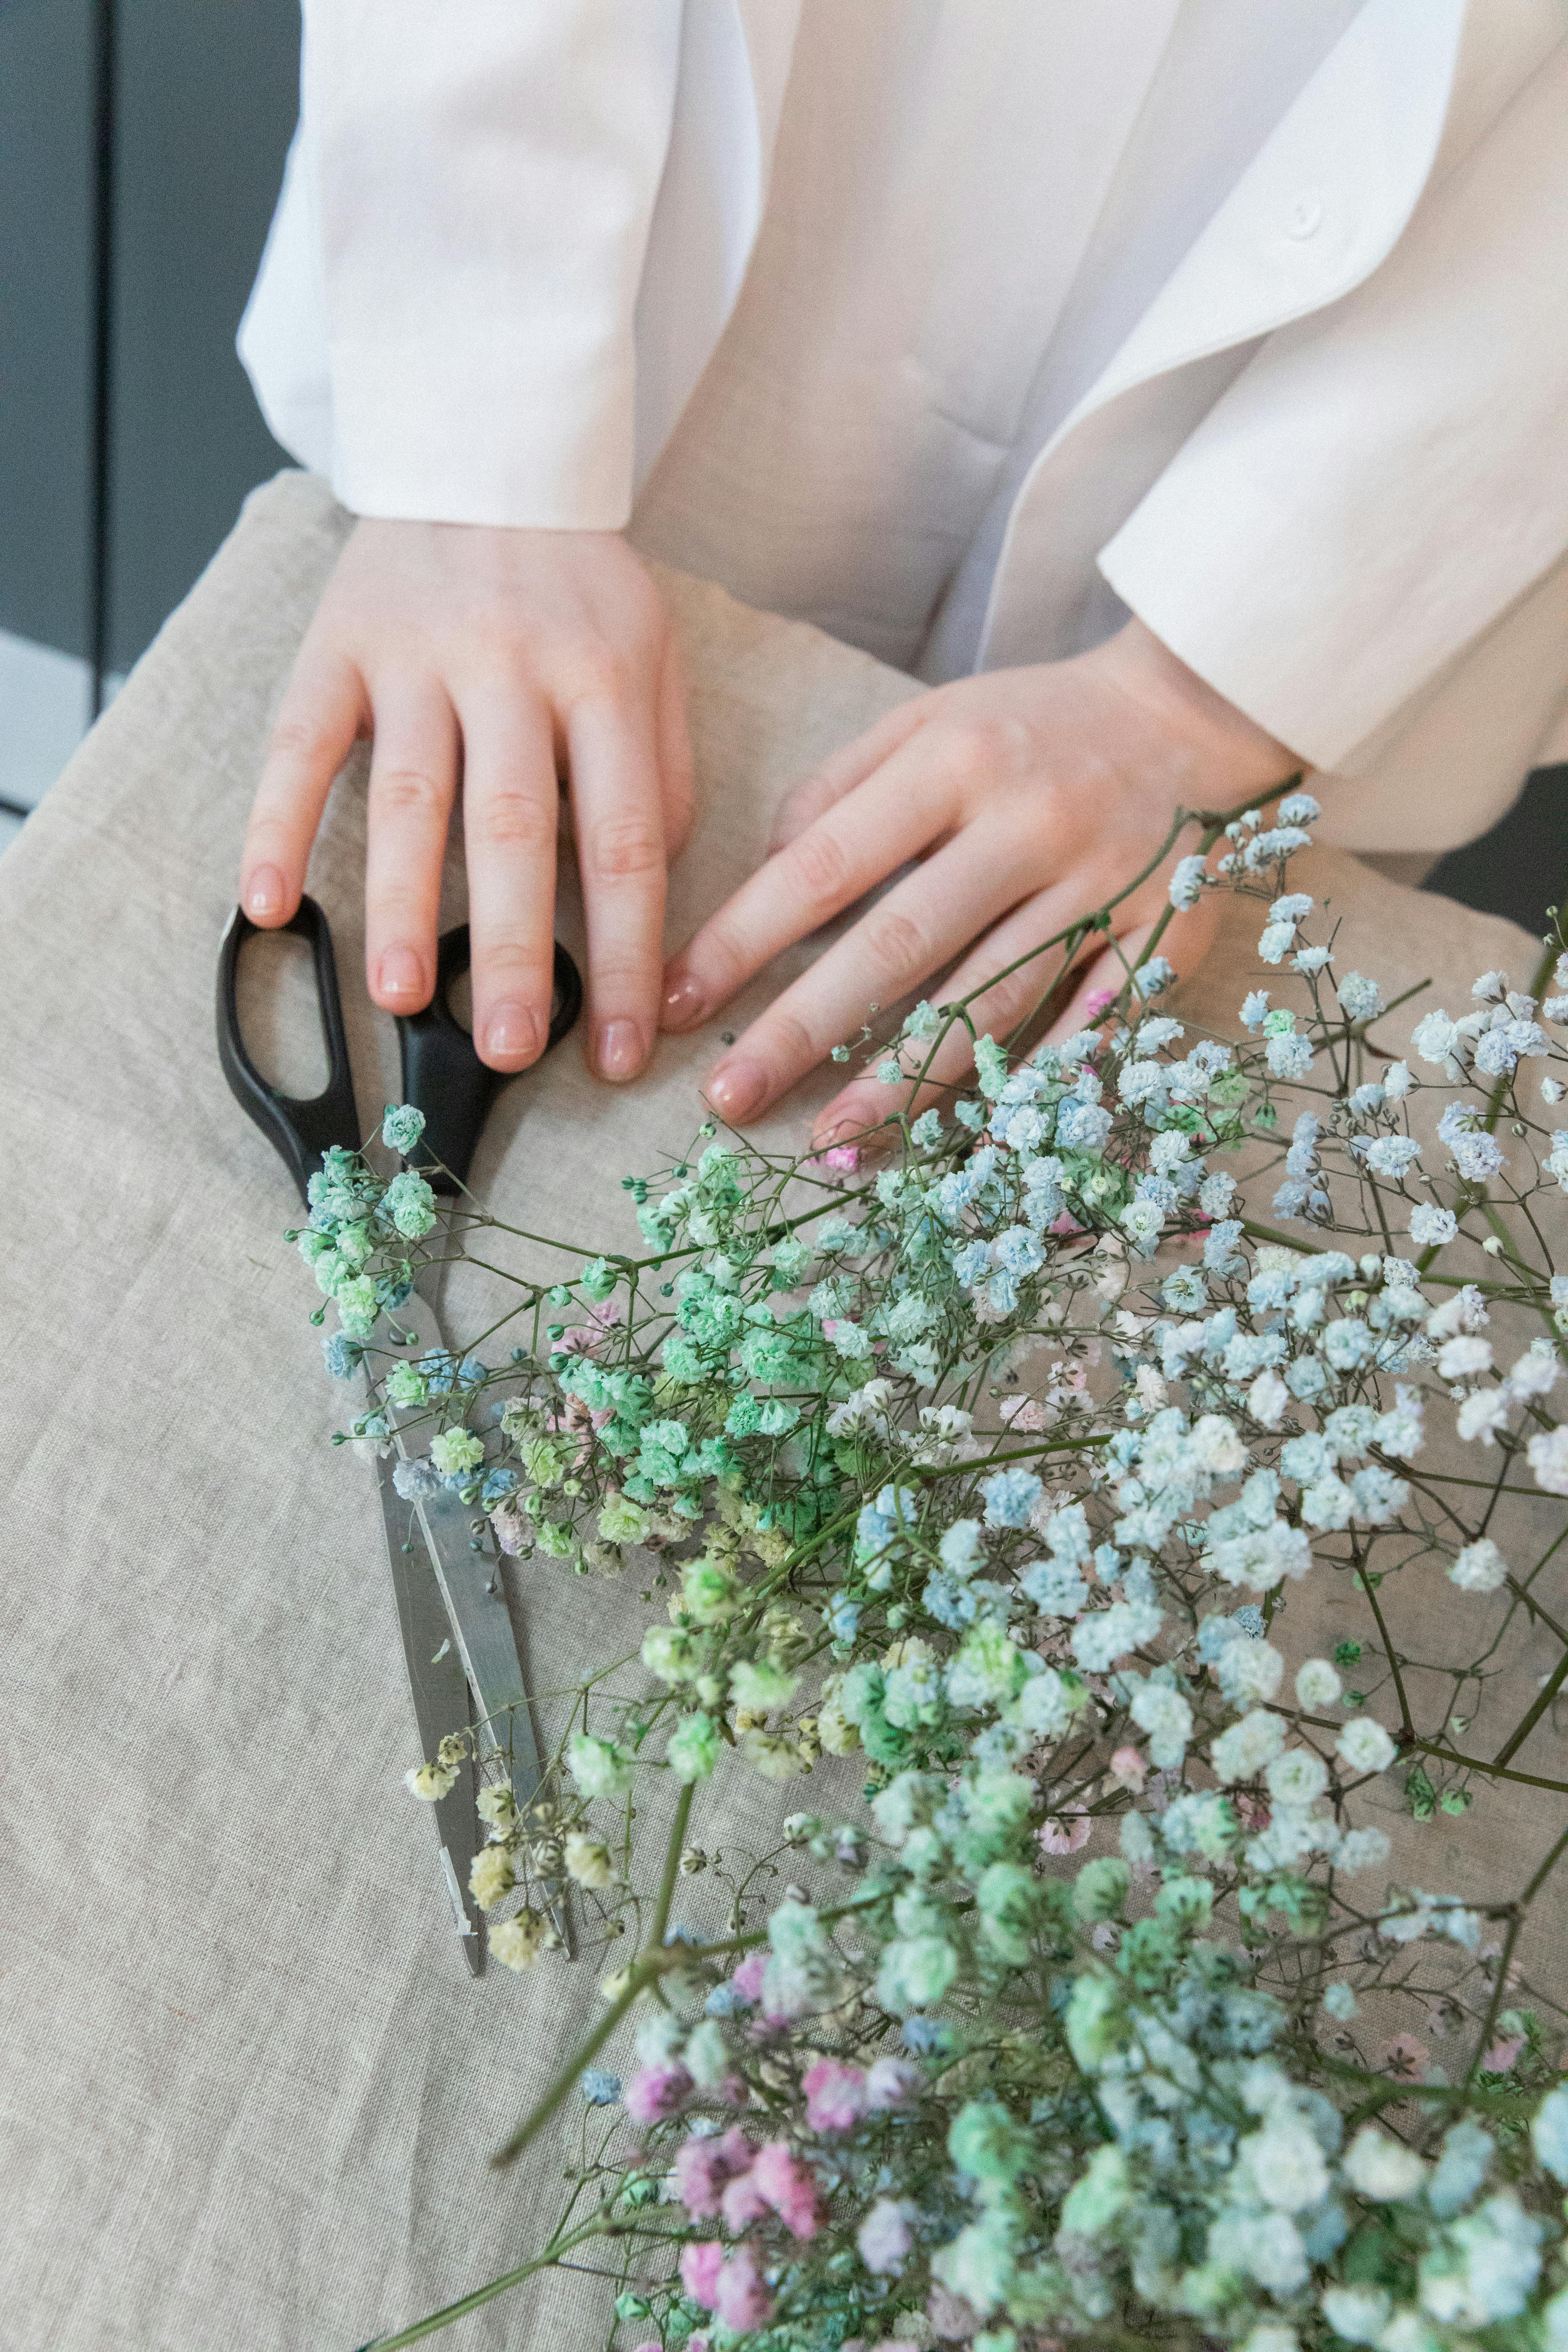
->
[242, 0, 1568, 851]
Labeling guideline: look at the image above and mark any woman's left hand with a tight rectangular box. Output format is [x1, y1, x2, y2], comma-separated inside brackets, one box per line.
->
[659, 617, 1298, 1146]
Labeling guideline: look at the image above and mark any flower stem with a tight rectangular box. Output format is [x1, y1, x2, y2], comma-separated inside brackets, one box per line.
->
[354, 2214, 612, 2349]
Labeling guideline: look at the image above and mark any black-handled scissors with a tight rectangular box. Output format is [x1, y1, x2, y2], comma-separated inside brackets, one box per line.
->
[216, 895, 582, 1975]
[216, 893, 581, 1202]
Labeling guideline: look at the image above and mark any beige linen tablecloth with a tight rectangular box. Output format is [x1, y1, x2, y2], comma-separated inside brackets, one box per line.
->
[1, 470, 1561, 2351]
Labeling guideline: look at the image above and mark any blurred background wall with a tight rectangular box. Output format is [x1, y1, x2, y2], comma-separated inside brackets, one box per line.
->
[1, 0, 1562, 932]
[0, 0, 296, 837]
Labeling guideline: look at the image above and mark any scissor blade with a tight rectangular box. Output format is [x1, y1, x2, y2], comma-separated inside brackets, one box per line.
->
[378, 1275, 573, 1953]
[373, 1444, 483, 1974]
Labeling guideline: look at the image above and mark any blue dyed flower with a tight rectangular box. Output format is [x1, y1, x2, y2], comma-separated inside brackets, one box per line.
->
[981, 1468, 1043, 1528]
[581, 2068, 622, 2106]
[321, 1331, 363, 1380]
[392, 1456, 440, 1501]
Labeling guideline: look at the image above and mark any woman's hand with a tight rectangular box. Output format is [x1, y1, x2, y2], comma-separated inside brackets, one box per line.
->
[238, 518, 692, 1081]
[659, 618, 1296, 1143]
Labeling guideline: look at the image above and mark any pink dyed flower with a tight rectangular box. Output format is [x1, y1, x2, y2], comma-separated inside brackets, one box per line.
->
[714, 2245, 775, 2334]
[1037, 1812, 1092, 1857]
[1108, 1744, 1148, 1792]
[998, 1394, 1050, 1435]
[720, 2167, 772, 2232]
[624, 2060, 692, 2124]
[489, 1500, 530, 1556]
[856, 2195, 914, 2274]
[751, 2139, 821, 2240]
[928, 2284, 982, 2340]
[864, 2056, 922, 2109]
[809, 1143, 860, 1172]
[730, 1952, 768, 2004]
[554, 1302, 624, 1358]
[673, 2127, 752, 2219]
[680, 2241, 724, 2308]
[1382, 2032, 1430, 2084]
[1082, 987, 1117, 1019]
[1048, 1210, 1085, 1237]
[1485, 2032, 1526, 2074]
[804, 2057, 868, 2133]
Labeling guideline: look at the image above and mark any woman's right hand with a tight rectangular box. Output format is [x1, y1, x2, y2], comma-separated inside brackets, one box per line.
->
[238, 516, 692, 1083]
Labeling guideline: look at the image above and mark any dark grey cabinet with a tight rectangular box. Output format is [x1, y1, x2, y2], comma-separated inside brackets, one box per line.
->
[1, 0, 299, 710]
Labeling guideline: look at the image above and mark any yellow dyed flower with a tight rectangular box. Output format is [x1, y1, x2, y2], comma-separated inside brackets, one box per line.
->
[470, 1847, 516, 1911]
[564, 1833, 616, 1889]
[476, 1783, 518, 1835]
[405, 1759, 458, 1802]
[740, 1728, 808, 1780]
[491, 1909, 550, 1972]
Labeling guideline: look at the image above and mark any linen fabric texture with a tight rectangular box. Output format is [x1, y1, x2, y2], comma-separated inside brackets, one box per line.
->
[242, 0, 1568, 851]
[2, 471, 1567, 2350]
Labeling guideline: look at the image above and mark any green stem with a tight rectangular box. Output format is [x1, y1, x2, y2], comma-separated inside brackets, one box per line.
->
[1465, 1912, 1524, 2093]
[1399, 1734, 1568, 1796]
[355, 2215, 612, 2349]
[491, 1969, 649, 2170]
[1491, 1643, 1568, 1769]
[651, 1780, 695, 1954]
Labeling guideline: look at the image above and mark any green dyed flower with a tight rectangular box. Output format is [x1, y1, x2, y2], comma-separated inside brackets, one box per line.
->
[730, 1657, 799, 1713]
[383, 1168, 438, 1239]
[1072, 1857, 1132, 1924]
[667, 1712, 721, 1783]
[430, 1427, 484, 1477]
[335, 1275, 379, 1338]
[566, 1733, 634, 1802]
[597, 1492, 650, 1545]
[641, 1625, 698, 1684]
[682, 1558, 738, 1624]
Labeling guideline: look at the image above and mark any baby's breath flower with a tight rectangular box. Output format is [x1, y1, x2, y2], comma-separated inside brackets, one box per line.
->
[564, 1834, 616, 1889]
[491, 1909, 550, 1971]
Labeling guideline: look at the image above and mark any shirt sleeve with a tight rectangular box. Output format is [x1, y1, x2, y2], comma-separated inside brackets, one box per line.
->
[301, 0, 685, 529]
[1097, 41, 1568, 772]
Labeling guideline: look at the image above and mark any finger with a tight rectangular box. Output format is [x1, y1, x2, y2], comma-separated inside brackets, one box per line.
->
[701, 829, 1030, 1127]
[812, 895, 1218, 1148]
[363, 678, 460, 1013]
[240, 650, 365, 923]
[661, 741, 961, 1034]
[766, 695, 930, 854]
[1044, 893, 1220, 1043]
[809, 881, 1122, 1147]
[568, 690, 667, 1083]
[458, 685, 559, 1070]
[656, 628, 696, 864]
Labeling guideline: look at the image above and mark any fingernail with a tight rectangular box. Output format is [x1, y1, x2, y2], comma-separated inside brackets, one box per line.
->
[245, 863, 284, 920]
[707, 1057, 766, 1124]
[377, 944, 425, 1001]
[596, 1017, 645, 1082]
[484, 1000, 540, 1064]
[660, 972, 707, 1031]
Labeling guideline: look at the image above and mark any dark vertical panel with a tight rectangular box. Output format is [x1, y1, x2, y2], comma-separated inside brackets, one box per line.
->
[0, 0, 96, 657]
[1426, 768, 1568, 943]
[106, 0, 299, 672]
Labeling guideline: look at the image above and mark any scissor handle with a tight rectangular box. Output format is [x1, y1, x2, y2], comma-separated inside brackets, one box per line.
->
[217, 895, 360, 1205]
[395, 927, 583, 1195]
[218, 898, 585, 1206]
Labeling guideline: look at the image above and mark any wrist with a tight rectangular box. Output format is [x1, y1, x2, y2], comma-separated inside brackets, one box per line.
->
[1095, 616, 1299, 800]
